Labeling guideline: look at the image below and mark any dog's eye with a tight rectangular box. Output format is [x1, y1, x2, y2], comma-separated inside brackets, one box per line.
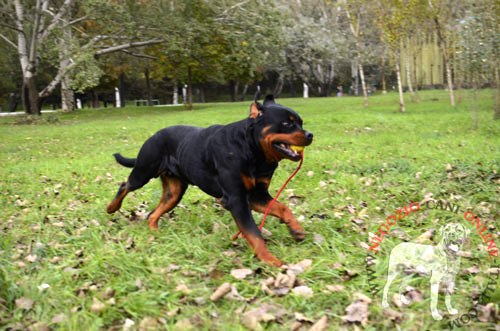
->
[282, 121, 292, 128]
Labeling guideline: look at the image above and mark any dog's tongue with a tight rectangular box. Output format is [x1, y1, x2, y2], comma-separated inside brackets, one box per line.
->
[290, 145, 304, 153]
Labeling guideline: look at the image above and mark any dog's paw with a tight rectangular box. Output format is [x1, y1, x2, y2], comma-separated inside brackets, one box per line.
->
[290, 229, 306, 241]
[431, 311, 443, 320]
[448, 308, 459, 315]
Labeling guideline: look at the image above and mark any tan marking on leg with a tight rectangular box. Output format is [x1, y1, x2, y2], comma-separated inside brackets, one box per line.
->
[107, 182, 128, 214]
[147, 177, 185, 230]
[251, 200, 305, 240]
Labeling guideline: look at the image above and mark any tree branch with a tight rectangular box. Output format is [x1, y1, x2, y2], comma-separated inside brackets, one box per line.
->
[39, 0, 72, 42]
[39, 61, 76, 98]
[120, 49, 158, 60]
[0, 33, 17, 49]
[94, 39, 163, 56]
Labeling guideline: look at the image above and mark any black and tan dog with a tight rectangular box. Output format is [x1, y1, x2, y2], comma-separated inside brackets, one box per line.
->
[107, 95, 313, 266]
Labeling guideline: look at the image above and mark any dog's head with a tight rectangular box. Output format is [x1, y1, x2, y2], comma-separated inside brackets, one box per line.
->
[439, 223, 469, 253]
[249, 95, 313, 162]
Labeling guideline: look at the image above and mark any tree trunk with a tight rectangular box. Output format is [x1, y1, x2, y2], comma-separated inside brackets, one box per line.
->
[405, 52, 416, 102]
[173, 80, 178, 105]
[240, 84, 249, 101]
[61, 75, 75, 112]
[472, 77, 478, 129]
[395, 62, 405, 113]
[381, 52, 387, 94]
[119, 72, 126, 107]
[145, 66, 152, 106]
[352, 60, 359, 96]
[359, 61, 368, 107]
[273, 74, 284, 97]
[494, 66, 499, 120]
[186, 67, 193, 110]
[444, 58, 455, 107]
[22, 76, 41, 115]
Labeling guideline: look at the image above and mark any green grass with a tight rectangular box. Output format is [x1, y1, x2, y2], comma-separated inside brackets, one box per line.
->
[0, 90, 499, 330]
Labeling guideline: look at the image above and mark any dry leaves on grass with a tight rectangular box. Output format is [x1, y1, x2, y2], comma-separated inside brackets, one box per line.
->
[260, 259, 313, 297]
[341, 293, 372, 326]
[231, 268, 253, 280]
[15, 297, 34, 310]
[241, 303, 287, 331]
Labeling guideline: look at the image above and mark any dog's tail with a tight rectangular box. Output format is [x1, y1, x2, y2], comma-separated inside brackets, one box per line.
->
[113, 153, 136, 168]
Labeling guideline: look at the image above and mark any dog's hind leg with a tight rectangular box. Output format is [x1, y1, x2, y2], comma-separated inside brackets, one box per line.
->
[106, 167, 155, 214]
[147, 175, 187, 230]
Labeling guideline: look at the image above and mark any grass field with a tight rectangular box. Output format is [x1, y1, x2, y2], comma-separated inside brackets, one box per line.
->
[0, 90, 498, 330]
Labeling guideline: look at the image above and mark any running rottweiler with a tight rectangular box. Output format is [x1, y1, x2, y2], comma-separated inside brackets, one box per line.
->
[106, 95, 313, 266]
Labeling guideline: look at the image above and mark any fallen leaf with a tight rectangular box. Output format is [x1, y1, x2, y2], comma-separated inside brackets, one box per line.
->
[401, 287, 423, 303]
[326, 285, 344, 292]
[38, 283, 50, 292]
[292, 286, 313, 298]
[309, 315, 328, 331]
[241, 304, 286, 331]
[210, 283, 232, 301]
[175, 283, 192, 295]
[341, 294, 370, 326]
[477, 303, 496, 322]
[15, 297, 34, 310]
[123, 319, 135, 331]
[231, 268, 253, 280]
[51, 313, 67, 324]
[383, 308, 404, 323]
[294, 312, 314, 323]
[287, 259, 312, 275]
[174, 318, 193, 331]
[462, 265, 481, 275]
[102, 287, 115, 300]
[313, 233, 324, 245]
[225, 285, 245, 301]
[25, 254, 37, 263]
[29, 322, 50, 331]
[90, 297, 106, 313]
[275, 273, 296, 289]
[139, 317, 159, 331]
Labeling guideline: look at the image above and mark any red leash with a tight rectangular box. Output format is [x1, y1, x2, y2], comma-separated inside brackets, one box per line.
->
[232, 154, 304, 240]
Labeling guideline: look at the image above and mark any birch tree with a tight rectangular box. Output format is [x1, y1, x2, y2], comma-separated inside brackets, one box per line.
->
[0, 0, 163, 115]
[343, 0, 370, 107]
[374, 0, 406, 112]
[428, 0, 458, 107]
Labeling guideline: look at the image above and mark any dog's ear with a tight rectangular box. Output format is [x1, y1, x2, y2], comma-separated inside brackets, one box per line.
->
[249, 101, 263, 119]
[263, 94, 275, 106]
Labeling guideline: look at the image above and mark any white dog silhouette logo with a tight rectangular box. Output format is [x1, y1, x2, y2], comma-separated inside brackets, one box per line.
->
[381, 223, 470, 320]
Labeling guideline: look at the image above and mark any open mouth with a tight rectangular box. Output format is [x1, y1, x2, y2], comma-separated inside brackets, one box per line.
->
[272, 142, 304, 161]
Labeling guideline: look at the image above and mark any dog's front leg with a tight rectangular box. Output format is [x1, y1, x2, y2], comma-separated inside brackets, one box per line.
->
[222, 191, 283, 267]
[430, 275, 443, 320]
[249, 184, 305, 241]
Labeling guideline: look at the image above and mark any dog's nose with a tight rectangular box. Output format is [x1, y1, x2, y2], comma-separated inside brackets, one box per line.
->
[305, 131, 313, 141]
